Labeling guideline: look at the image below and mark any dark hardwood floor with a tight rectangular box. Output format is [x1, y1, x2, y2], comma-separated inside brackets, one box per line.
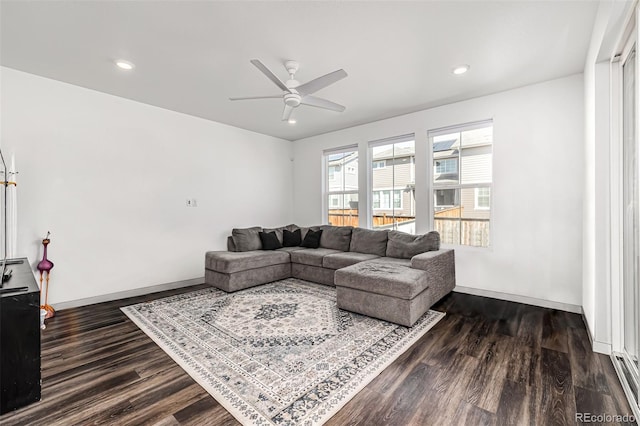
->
[0, 285, 634, 425]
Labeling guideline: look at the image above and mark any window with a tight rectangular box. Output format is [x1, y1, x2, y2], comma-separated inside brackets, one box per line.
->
[325, 147, 358, 226]
[372, 190, 403, 209]
[430, 121, 492, 247]
[475, 187, 491, 210]
[370, 135, 415, 233]
[434, 158, 458, 175]
[435, 189, 458, 207]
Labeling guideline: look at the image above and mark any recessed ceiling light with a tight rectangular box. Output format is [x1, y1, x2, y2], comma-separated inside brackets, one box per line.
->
[288, 118, 297, 125]
[452, 65, 470, 75]
[115, 60, 135, 70]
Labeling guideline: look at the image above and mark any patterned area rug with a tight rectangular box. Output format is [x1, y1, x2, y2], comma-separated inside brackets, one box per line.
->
[121, 278, 444, 425]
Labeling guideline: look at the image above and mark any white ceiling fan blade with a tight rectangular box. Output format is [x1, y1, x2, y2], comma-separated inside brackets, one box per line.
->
[301, 95, 346, 112]
[282, 105, 294, 121]
[229, 95, 282, 101]
[250, 59, 289, 92]
[296, 69, 347, 95]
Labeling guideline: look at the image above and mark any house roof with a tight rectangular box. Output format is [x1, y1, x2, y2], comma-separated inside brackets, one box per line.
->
[372, 146, 415, 161]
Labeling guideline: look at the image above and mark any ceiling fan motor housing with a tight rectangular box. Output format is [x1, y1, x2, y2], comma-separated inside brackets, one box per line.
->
[284, 92, 301, 107]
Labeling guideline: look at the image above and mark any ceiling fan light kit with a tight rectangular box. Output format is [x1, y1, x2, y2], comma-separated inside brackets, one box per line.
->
[230, 59, 347, 122]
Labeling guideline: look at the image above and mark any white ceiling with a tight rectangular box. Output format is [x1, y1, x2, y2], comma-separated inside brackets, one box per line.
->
[1, 1, 599, 141]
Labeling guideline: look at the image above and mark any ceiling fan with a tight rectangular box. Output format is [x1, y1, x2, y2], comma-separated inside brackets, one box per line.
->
[230, 59, 347, 121]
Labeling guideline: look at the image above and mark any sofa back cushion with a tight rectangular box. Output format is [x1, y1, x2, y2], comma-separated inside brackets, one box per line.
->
[386, 230, 440, 259]
[232, 226, 263, 251]
[349, 228, 388, 257]
[319, 225, 353, 251]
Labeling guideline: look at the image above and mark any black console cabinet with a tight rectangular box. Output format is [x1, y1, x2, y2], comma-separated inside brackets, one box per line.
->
[0, 258, 41, 414]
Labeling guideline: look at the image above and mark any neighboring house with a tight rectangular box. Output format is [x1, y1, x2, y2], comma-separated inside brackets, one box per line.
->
[371, 146, 415, 220]
[432, 125, 493, 247]
[327, 151, 358, 212]
[433, 132, 492, 220]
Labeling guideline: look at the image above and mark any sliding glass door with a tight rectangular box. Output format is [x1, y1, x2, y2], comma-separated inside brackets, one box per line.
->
[620, 31, 640, 411]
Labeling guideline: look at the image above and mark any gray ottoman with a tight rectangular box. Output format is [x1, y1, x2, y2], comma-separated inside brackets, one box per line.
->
[334, 260, 435, 326]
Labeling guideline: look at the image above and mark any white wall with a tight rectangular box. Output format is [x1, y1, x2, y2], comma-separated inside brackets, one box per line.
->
[293, 75, 584, 308]
[0, 67, 293, 305]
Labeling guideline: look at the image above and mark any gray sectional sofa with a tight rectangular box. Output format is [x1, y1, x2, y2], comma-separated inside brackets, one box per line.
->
[204, 224, 455, 326]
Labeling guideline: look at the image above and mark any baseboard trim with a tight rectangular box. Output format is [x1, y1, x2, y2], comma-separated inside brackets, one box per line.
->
[453, 285, 582, 314]
[52, 277, 205, 311]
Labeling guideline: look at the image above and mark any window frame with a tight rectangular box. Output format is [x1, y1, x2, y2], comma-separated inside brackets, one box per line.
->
[429, 120, 493, 248]
[323, 145, 359, 226]
[368, 134, 416, 233]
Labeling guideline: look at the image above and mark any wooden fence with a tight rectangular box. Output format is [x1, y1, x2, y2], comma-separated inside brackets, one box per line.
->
[328, 209, 415, 227]
[328, 207, 490, 247]
[434, 217, 490, 247]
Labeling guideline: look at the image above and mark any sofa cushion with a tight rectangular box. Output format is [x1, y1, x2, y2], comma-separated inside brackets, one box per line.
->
[205, 250, 290, 274]
[334, 260, 429, 299]
[386, 230, 440, 259]
[322, 252, 380, 270]
[319, 225, 353, 251]
[283, 229, 302, 247]
[349, 228, 388, 256]
[232, 227, 262, 252]
[259, 231, 282, 250]
[301, 229, 323, 248]
[290, 248, 341, 267]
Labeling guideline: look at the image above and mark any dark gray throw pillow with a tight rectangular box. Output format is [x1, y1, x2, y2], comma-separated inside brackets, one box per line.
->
[301, 229, 323, 248]
[259, 231, 282, 250]
[263, 227, 284, 244]
[231, 226, 262, 251]
[283, 229, 302, 247]
[263, 224, 299, 244]
[386, 230, 440, 259]
[300, 226, 321, 241]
